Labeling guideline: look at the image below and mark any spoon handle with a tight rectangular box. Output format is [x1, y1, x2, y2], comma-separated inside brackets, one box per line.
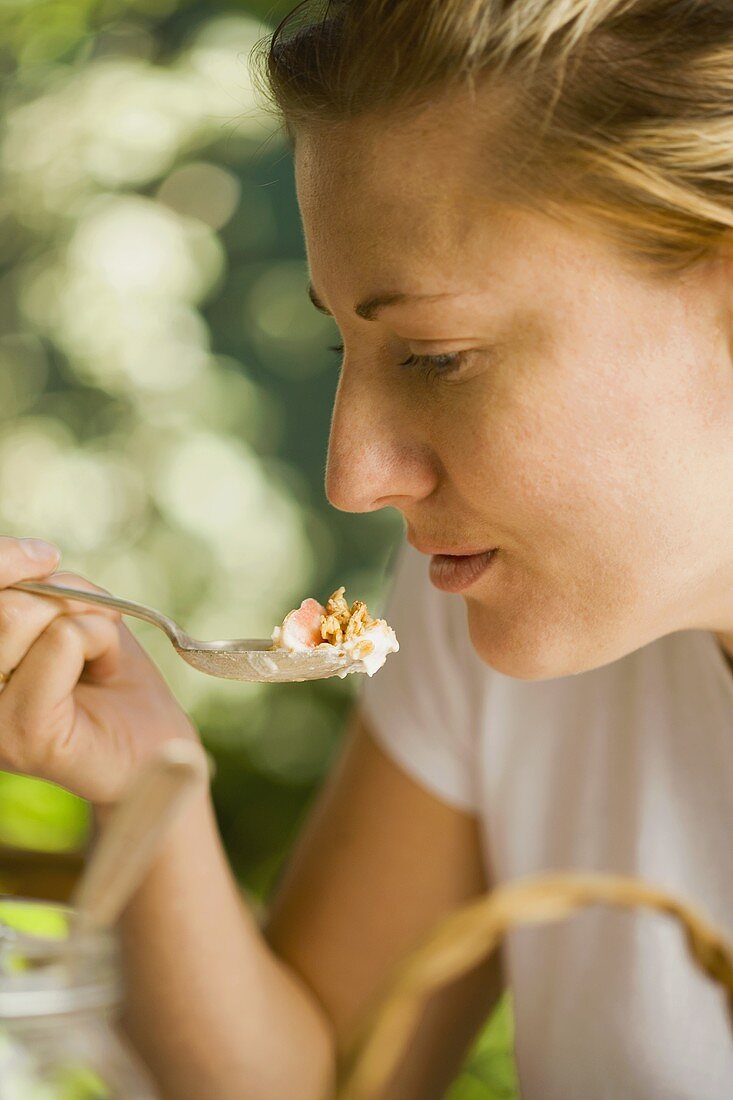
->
[72, 740, 210, 930]
[12, 580, 186, 646]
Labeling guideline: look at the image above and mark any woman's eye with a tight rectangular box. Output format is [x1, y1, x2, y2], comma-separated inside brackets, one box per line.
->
[396, 351, 466, 378]
[328, 344, 468, 379]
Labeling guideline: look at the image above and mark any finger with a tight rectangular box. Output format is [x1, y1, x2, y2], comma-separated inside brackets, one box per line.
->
[13, 613, 122, 704]
[0, 574, 120, 682]
[0, 590, 64, 679]
[0, 536, 61, 589]
[35, 572, 121, 621]
[0, 614, 121, 773]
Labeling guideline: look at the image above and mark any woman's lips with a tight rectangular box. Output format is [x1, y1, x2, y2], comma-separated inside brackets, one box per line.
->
[429, 549, 497, 593]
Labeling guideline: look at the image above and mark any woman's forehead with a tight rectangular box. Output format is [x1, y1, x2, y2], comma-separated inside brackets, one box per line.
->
[295, 111, 490, 219]
[296, 138, 521, 298]
[296, 145, 470, 252]
[293, 114, 684, 324]
[299, 188, 607, 325]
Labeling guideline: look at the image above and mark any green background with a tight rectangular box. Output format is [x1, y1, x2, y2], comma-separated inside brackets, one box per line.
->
[0, 2, 517, 1095]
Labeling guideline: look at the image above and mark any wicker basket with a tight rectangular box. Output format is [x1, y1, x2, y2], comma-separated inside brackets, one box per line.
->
[335, 872, 733, 1099]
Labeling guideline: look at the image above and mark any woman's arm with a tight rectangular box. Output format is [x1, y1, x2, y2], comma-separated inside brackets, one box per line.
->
[265, 711, 503, 1099]
[109, 789, 336, 1100]
[112, 711, 501, 1100]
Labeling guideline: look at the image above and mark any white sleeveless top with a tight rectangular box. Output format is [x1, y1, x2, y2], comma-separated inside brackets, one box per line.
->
[360, 542, 733, 1100]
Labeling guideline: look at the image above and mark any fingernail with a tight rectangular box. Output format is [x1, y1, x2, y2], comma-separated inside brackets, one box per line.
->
[20, 538, 60, 562]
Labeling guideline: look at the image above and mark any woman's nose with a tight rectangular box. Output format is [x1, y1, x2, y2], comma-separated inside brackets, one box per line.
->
[325, 372, 436, 513]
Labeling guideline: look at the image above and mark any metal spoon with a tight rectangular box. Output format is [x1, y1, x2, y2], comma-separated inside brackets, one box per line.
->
[11, 580, 354, 683]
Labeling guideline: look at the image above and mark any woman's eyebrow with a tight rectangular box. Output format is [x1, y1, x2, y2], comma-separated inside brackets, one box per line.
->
[307, 282, 455, 321]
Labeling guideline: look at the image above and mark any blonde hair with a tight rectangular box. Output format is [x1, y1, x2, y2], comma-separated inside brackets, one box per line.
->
[253, 0, 733, 275]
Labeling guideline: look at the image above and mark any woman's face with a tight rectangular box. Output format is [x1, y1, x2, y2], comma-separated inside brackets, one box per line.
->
[294, 94, 733, 679]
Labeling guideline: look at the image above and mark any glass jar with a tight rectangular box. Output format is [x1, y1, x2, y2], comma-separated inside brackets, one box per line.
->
[0, 897, 159, 1099]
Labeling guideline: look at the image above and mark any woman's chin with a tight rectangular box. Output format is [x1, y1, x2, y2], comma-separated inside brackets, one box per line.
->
[465, 599, 598, 681]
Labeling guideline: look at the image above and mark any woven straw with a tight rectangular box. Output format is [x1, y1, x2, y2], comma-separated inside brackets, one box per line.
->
[336, 872, 733, 1100]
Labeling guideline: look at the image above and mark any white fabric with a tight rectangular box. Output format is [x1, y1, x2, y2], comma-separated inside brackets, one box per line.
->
[360, 541, 733, 1100]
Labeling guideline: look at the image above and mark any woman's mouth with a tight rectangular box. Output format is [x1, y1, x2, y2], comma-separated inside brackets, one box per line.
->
[429, 549, 497, 593]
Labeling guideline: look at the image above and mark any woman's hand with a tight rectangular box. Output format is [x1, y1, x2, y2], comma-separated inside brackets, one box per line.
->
[0, 536, 200, 806]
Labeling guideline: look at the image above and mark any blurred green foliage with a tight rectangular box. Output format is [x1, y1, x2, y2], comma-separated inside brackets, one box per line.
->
[448, 999, 519, 1100]
[0, 774, 87, 852]
[0, 1, 517, 1096]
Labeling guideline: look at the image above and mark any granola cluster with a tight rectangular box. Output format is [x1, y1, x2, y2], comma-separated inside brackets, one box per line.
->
[320, 587, 376, 655]
[271, 586, 398, 674]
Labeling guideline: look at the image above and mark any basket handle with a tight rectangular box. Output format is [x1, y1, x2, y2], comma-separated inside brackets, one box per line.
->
[336, 872, 733, 1100]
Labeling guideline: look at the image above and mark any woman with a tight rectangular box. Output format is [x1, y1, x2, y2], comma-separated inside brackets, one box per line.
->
[1, 1, 732, 1096]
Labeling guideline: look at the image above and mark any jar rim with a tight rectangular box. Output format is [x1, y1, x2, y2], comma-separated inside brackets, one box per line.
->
[0, 897, 121, 1018]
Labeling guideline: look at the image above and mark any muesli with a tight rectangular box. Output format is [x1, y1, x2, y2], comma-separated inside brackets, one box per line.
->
[271, 587, 399, 676]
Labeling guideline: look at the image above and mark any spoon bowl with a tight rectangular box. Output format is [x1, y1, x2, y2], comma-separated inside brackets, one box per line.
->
[175, 637, 352, 683]
[12, 580, 355, 684]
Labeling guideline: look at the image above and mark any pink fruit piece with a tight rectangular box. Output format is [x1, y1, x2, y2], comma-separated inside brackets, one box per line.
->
[280, 598, 326, 649]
